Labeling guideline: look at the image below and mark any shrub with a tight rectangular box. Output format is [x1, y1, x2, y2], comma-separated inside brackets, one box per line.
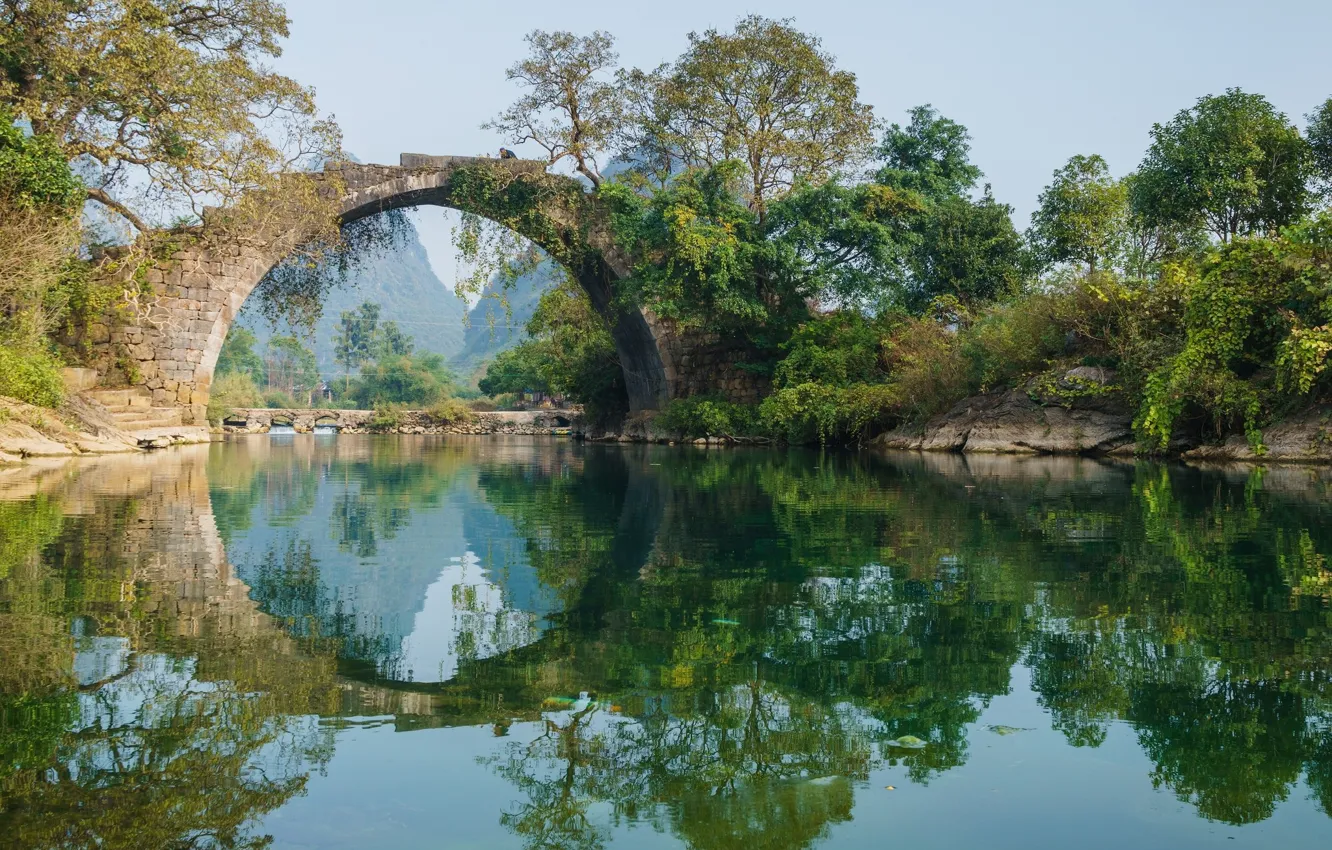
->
[262, 389, 301, 410]
[760, 382, 897, 444]
[880, 316, 969, 421]
[427, 397, 475, 424]
[658, 396, 759, 438]
[0, 345, 64, 408]
[368, 404, 402, 431]
[206, 373, 262, 423]
[961, 293, 1066, 390]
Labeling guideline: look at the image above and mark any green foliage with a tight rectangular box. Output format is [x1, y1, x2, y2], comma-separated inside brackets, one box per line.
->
[216, 327, 265, 383]
[610, 162, 766, 330]
[206, 372, 263, 423]
[0, 344, 64, 407]
[763, 180, 917, 312]
[620, 15, 875, 217]
[658, 396, 758, 438]
[479, 345, 550, 396]
[344, 352, 457, 409]
[871, 106, 1028, 311]
[1132, 89, 1313, 242]
[373, 320, 413, 359]
[1136, 215, 1332, 450]
[0, 106, 82, 211]
[875, 105, 982, 203]
[263, 334, 320, 403]
[332, 302, 382, 383]
[759, 382, 898, 444]
[960, 295, 1067, 390]
[899, 191, 1028, 310]
[772, 311, 888, 388]
[368, 404, 402, 431]
[501, 277, 627, 424]
[426, 397, 475, 425]
[2, 0, 340, 232]
[1029, 154, 1129, 274]
[1309, 97, 1332, 196]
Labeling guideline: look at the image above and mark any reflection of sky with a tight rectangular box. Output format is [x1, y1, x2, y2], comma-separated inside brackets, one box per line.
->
[398, 553, 540, 683]
[220, 468, 558, 682]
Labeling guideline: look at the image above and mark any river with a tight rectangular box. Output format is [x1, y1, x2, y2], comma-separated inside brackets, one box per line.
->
[2, 436, 1331, 849]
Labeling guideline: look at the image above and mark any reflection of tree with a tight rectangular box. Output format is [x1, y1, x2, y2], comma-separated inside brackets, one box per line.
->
[1131, 673, 1308, 824]
[472, 448, 1332, 837]
[3, 655, 334, 850]
[0, 487, 340, 849]
[489, 684, 871, 850]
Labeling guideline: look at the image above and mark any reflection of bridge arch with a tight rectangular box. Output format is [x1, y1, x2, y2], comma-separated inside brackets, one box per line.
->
[104, 155, 685, 424]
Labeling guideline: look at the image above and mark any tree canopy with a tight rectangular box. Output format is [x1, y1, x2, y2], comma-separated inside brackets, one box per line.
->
[0, 0, 339, 233]
[1131, 89, 1312, 243]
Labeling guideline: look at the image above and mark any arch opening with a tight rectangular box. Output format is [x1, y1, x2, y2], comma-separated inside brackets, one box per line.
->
[116, 157, 680, 427]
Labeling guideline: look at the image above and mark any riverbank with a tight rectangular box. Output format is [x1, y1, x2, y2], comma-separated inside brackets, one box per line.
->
[8, 389, 1332, 467]
[870, 385, 1332, 464]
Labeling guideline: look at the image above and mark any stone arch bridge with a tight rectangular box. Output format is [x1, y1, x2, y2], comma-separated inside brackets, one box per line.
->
[91, 155, 764, 426]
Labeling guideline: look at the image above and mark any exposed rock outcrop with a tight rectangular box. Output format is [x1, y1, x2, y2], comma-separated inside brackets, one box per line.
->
[1182, 408, 1332, 463]
[872, 369, 1135, 456]
[0, 395, 139, 461]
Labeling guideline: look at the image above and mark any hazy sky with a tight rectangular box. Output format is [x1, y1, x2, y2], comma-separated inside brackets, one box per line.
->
[275, 0, 1332, 286]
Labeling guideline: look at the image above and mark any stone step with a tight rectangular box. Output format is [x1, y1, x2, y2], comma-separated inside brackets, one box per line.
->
[101, 404, 178, 417]
[86, 388, 153, 408]
[113, 408, 184, 430]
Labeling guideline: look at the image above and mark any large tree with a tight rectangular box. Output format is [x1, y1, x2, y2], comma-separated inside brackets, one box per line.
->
[621, 16, 874, 220]
[1308, 96, 1332, 197]
[484, 30, 622, 188]
[875, 105, 982, 203]
[331, 302, 380, 390]
[264, 334, 318, 402]
[873, 106, 1027, 310]
[1131, 89, 1312, 243]
[1028, 154, 1128, 275]
[0, 0, 338, 234]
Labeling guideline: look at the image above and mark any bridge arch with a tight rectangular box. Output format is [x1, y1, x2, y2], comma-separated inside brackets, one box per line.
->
[103, 155, 686, 425]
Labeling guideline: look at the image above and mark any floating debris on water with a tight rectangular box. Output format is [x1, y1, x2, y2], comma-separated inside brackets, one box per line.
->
[885, 785, 896, 791]
[806, 776, 841, 786]
[712, 618, 741, 626]
[541, 696, 577, 709]
[885, 735, 927, 750]
[986, 725, 1032, 736]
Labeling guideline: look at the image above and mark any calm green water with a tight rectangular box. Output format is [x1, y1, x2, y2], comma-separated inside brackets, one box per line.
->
[3, 437, 1332, 849]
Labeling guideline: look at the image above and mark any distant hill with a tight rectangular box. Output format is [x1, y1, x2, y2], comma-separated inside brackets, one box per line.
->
[450, 261, 558, 385]
[236, 216, 468, 377]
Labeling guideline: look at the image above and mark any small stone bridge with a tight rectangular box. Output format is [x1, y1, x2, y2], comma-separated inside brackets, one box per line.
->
[91, 155, 764, 426]
[221, 407, 575, 434]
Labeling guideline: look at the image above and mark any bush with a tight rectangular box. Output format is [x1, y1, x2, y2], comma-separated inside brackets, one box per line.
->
[344, 351, 456, 409]
[262, 389, 301, 409]
[880, 315, 969, 421]
[206, 373, 262, 423]
[760, 382, 897, 444]
[658, 396, 759, 438]
[961, 294, 1066, 390]
[0, 345, 64, 408]
[368, 404, 402, 431]
[427, 397, 474, 424]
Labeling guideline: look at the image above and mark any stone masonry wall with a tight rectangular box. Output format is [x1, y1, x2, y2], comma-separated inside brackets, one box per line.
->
[88, 243, 280, 425]
[652, 319, 772, 405]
